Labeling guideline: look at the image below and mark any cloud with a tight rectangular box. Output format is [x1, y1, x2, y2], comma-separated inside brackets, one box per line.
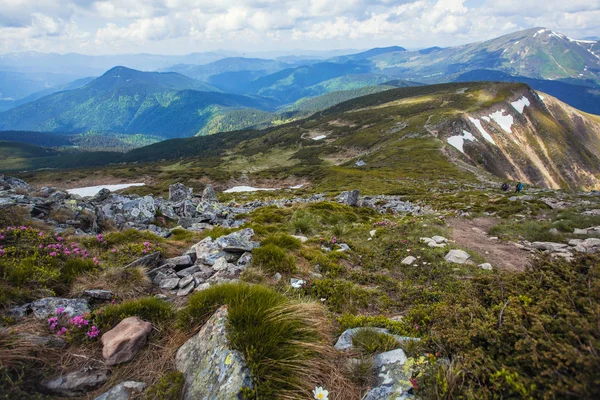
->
[0, 0, 598, 54]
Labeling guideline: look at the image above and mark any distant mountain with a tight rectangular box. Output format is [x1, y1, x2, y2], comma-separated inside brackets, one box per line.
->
[0, 70, 83, 101]
[329, 46, 407, 63]
[368, 27, 600, 86]
[456, 69, 600, 115]
[0, 67, 277, 137]
[164, 58, 292, 81]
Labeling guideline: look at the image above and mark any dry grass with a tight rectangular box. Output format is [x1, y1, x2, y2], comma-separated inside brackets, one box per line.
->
[0, 329, 42, 368]
[70, 266, 151, 299]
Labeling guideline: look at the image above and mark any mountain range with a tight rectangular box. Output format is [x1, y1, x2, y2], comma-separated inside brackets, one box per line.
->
[0, 27, 598, 144]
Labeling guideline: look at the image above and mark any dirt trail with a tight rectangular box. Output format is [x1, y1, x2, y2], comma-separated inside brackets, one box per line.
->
[447, 217, 530, 271]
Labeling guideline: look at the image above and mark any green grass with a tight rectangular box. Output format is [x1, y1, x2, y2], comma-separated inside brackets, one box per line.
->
[178, 283, 332, 399]
[97, 297, 175, 330]
[251, 244, 297, 274]
[351, 328, 401, 355]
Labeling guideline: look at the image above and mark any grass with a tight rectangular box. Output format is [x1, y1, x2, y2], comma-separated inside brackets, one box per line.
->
[351, 328, 401, 355]
[96, 297, 175, 331]
[71, 266, 151, 299]
[252, 244, 297, 274]
[178, 283, 342, 399]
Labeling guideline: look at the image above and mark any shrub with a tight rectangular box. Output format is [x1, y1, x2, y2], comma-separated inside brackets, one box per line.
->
[97, 297, 174, 330]
[143, 371, 184, 400]
[260, 234, 302, 250]
[252, 244, 296, 274]
[178, 283, 333, 399]
[290, 211, 317, 235]
[351, 328, 400, 355]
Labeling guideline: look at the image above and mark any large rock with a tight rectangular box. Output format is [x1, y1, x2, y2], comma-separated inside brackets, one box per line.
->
[401, 256, 416, 265]
[444, 249, 471, 264]
[215, 228, 258, 253]
[363, 349, 413, 400]
[94, 381, 147, 400]
[169, 183, 193, 202]
[0, 175, 32, 191]
[175, 305, 253, 399]
[41, 367, 108, 397]
[202, 184, 218, 203]
[29, 297, 90, 319]
[101, 316, 153, 366]
[125, 252, 164, 269]
[337, 190, 360, 206]
[334, 328, 415, 351]
[582, 238, 600, 253]
[531, 242, 570, 252]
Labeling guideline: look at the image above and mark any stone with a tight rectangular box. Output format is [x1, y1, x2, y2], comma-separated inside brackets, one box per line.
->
[573, 228, 589, 235]
[165, 255, 193, 269]
[363, 349, 413, 400]
[337, 243, 351, 252]
[177, 265, 201, 278]
[192, 265, 216, 282]
[444, 249, 471, 264]
[273, 273, 282, 282]
[101, 316, 153, 366]
[177, 281, 196, 296]
[478, 263, 493, 271]
[532, 242, 569, 252]
[194, 282, 211, 292]
[337, 190, 360, 206]
[159, 277, 180, 290]
[175, 306, 252, 399]
[548, 228, 560, 235]
[17, 333, 66, 349]
[94, 381, 147, 400]
[568, 239, 584, 246]
[169, 183, 193, 202]
[290, 278, 306, 288]
[125, 252, 164, 269]
[334, 328, 415, 351]
[237, 252, 253, 267]
[202, 184, 218, 203]
[401, 256, 416, 265]
[355, 160, 367, 167]
[30, 297, 90, 319]
[432, 235, 448, 244]
[212, 257, 229, 271]
[0, 175, 32, 191]
[370, 229, 377, 237]
[582, 238, 600, 253]
[291, 235, 308, 243]
[179, 275, 195, 288]
[41, 367, 108, 397]
[215, 228, 258, 253]
[91, 188, 112, 203]
[83, 289, 113, 300]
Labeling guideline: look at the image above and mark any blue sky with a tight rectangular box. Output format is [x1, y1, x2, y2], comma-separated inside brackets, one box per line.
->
[0, 0, 598, 54]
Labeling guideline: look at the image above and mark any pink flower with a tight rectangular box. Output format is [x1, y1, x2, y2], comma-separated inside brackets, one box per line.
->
[49, 252, 57, 257]
[57, 327, 67, 336]
[111, 248, 117, 253]
[93, 257, 99, 265]
[56, 307, 65, 314]
[87, 326, 100, 338]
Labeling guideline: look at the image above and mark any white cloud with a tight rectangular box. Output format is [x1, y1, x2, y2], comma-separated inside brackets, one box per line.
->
[0, 0, 597, 54]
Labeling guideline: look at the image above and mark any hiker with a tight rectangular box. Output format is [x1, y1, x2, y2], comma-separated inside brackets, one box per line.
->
[501, 183, 509, 192]
[515, 182, 523, 193]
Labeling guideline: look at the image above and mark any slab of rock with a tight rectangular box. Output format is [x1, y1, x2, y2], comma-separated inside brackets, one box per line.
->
[363, 349, 413, 400]
[444, 250, 471, 264]
[159, 277, 180, 290]
[194, 282, 211, 292]
[101, 316, 153, 366]
[177, 281, 196, 297]
[215, 229, 258, 253]
[401, 256, 416, 265]
[582, 238, 600, 253]
[30, 297, 90, 319]
[41, 367, 108, 397]
[177, 265, 201, 278]
[337, 190, 360, 206]
[94, 381, 147, 400]
[431, 235, 448, 244]
[125, 252, 164, 269]
[290, 278, 306, 288]
[532, 242, 569, 252]
[165, 255, 193, 269]
[178, 275, 195, 288]
[175, 306, 252, 399]
[83, 289, 113, 300]
[478, 263, 493, 271]
[202, 184, 218, 203]
[169, 183, 193, 202]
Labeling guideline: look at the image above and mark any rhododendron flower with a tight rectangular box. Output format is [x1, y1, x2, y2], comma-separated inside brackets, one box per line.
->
[57, 327, 67, 336]
[56, 307, 65, 314]
[87, 326, 100, 338]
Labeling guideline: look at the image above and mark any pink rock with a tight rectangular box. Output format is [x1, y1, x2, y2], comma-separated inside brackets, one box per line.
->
[101, 316, 152, 366]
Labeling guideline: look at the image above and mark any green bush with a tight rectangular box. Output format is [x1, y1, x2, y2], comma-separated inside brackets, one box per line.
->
[143, 371, 184, 400]
[178, 283, 331, 399]
[351, 328, 400, 355]
[260, 234, 302, 250]
[252, 244, 296, 274]
[97, 297, 174, 330]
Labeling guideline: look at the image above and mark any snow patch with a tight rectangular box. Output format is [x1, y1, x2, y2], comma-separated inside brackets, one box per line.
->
[67, 183, 145, 197]
[510, 96, 530, 113]
[481, 116, 490, 122]
[224, 184, 304, 193]
[489, 110, 514, 133]
[312, 135, 327, 141]
[533, 29, 547, 38]
[447, 130, 477, 154]
[468, 117, 496, 145]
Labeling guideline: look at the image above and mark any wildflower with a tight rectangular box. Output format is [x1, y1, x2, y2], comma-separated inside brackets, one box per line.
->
[47, 317, 59, 330]
[56, 307, 65, 314]
[313, 387, 329, 400]
[87, 326, 100, 338]
[111, 248, 117, 253]
[409, 377, 419, 390]
[93, 257, 99, 265]
[57, 327, 68, 336]
[49, 252, 57, 257]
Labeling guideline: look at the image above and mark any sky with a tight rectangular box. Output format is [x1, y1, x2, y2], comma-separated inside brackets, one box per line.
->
[0, 0, 598, 55]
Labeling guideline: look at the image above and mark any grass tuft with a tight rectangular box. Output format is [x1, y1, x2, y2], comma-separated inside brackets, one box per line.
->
[97, 297, 174, 330]
[252, 244, 297, 274]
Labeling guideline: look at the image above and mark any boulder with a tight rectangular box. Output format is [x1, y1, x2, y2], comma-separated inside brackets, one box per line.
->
[30, 297, 90, 319]
[363, 349, 413, 400]
[169, 183, 193, 202]
[334, 328, 415, 351]
[212, 257, 229, 271]
[41, 367, 108, 397]
[159, 277, 181, 290]
[175, 306, 253, 399]
[431, 235, 448, 244]
[215, 229, 258, 253]
[401, 256, 416, 265]
[0, 175, 32, 191]
[237, 252, 253, 267]
[177, 281, 196, 297]
[337, 190, 360, 206]
[582, 238, 600, 253]
[176, 265, 201, 278]
[478, 263, 493, 271]
[444, 250, 471, 264]
[83, 289, 113, 300]
[165, 255, 194, 269]
[125, 252, 164, 269]
[94, 381, 147, 400]
[202, 184, 219, 203]
[178, 275, 195, 288]
[101, 316, 153, 366]
[531, 242, 569, 252]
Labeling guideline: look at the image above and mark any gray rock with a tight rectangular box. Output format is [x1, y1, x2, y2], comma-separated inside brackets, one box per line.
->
[41, 367, 108, 397]
[444, 250, 471, 264]
[337, 243, 351, 252]
[194, 282, 211, 292]
[548, 228, 560, 235]
[363, 349, 413, 400]
[273, 273, 282, 282]
[334, 328, 415, 351]
[169, 183, 193, 202]
[573, 228, 589, 235]
[175, 306, 252, 399]
[17, 333, 66, 349]
[94, 381, 147, 400]
[432, 235, 448, 244]
[212, 257, 229, 271]
[290, 278, 306, 288]
[165, 255, 193, 269]
[177, 281, 196, 296]
[192, 266, 215, 283]
[291, 235, 308, 243]
[337, 190, 360, 206]
[401, 256, 416, 265]
[568, 239, 584, 247]
[30, 298, 90, 319]
[179, 275, 195, 288]
[582, 238, 600, 253]
[159, 278, 181, 290]
[478, 263, 493, 271]
[202, 184, 218, 203]
[0, 175, 32, 191]
[125, 252, 164, 269]
[83, 289, 113, 300]
[237, 252, 253, 267]
[215, 229, 258, 253]
[355, 160, 367, 167]
[532, 242, 569, 252]
[177, 265, 201, 278]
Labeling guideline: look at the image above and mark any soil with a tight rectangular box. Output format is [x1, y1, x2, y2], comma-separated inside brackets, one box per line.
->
[448, 217, 531, 271]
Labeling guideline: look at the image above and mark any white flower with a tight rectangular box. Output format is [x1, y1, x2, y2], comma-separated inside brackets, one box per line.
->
[313, 386, 329, 400]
